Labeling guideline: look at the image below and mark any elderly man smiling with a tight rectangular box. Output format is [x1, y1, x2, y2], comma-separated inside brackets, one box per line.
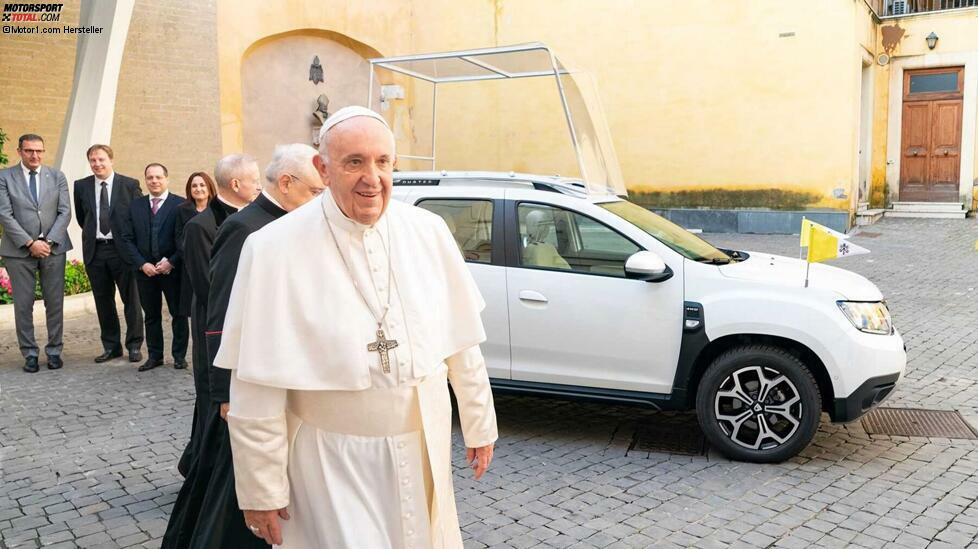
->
[214, 106, 498, 548]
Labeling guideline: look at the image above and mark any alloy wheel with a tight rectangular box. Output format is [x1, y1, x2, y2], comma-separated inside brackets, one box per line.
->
[714, 365, 803, 450]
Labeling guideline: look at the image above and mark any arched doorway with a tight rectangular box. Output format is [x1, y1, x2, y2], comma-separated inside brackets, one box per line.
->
[240, 30, 382, 167]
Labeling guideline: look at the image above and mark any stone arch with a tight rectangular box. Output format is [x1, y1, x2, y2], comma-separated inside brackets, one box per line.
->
[239, 29, 385, 168]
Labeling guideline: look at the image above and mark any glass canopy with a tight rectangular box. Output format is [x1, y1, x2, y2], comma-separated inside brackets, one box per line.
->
[367, 43, 627, 197]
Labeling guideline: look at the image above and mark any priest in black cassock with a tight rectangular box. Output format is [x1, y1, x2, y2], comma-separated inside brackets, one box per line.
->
[174, 154, 260, 477]
[163, 144, 325, 549]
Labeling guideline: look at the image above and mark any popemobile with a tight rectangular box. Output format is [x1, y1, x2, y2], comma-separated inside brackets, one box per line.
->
[371, 43, 906, 462]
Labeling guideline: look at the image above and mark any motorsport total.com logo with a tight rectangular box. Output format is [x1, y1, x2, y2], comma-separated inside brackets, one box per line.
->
[1, 3, 63, 22]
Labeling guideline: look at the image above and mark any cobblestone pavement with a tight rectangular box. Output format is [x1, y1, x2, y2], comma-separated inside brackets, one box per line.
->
[2, 217, 978, 548]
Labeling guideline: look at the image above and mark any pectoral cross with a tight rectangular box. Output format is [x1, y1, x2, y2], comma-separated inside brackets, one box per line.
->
[367, 328, 399, 374]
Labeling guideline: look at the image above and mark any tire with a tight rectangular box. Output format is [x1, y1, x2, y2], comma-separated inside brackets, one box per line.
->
[695, 345, 821, 463]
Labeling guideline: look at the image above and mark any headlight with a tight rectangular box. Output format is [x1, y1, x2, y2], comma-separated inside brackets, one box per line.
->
[837, 301, 893, 335]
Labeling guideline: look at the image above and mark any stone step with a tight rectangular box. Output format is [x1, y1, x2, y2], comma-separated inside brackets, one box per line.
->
[855, 208, 885, 226]
[885, 210, 967, 219]
[891, 201, 965, 213]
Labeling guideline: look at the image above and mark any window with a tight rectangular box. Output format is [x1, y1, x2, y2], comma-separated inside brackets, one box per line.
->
[517, 203, 639, 277]
[417, 199, 494, 263]
[909, 72, 958, 94]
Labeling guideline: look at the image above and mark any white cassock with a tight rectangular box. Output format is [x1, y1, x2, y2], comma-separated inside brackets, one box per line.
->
[214, 192, 498, 549]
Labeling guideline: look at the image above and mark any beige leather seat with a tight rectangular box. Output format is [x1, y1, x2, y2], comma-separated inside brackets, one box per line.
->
[522, 210, 571, 270]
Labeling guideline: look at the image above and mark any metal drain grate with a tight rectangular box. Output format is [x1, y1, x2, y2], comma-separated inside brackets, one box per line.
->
[628, 421, 707, 456]
[862, 408, 978, 439]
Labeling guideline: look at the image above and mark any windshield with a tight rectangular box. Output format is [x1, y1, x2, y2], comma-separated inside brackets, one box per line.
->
[600, 200, 732, 263]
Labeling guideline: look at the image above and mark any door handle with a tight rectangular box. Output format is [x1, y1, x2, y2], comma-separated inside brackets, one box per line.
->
[519, 290, 548, 303]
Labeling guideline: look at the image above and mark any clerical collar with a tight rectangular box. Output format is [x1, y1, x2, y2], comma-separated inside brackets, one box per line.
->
[322, 191, 388, 235]
[216, 193, 243, 210]
[261, 190, 284, 209]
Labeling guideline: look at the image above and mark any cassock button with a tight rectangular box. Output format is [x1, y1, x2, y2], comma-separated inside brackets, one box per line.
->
[397, 441, 405, 449]
[407, 529, 415, 536]
[404, 512, 413, 519]
[401, 478, 410, 486]
[400, 460, 408, 468]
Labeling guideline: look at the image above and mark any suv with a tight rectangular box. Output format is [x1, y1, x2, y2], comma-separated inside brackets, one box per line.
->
[393, 171, 906, 463]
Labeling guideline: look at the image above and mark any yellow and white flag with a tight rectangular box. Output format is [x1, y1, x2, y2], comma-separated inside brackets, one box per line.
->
[806, 223, 869, 263]
[800, 218, 848, 247]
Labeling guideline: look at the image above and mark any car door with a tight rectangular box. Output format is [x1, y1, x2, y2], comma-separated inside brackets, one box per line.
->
[414, 190, 511, 380]
[504, 193, 684, 394]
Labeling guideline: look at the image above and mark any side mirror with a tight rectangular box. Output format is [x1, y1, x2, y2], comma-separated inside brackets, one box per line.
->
[625, 251, 673, 283]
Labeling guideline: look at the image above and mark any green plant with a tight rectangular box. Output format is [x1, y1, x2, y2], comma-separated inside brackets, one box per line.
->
[0, 127, 8, 166]
[0, 258, 91, 304]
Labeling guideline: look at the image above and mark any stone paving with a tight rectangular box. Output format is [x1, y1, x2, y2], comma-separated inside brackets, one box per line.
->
[2, 216, 978, 548]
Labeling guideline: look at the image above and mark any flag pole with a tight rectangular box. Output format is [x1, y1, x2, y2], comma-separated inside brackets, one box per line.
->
[804, 224, 812, 288]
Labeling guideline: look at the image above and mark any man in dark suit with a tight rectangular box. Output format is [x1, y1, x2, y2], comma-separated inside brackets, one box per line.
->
[172, 154, 259, 477]
[119, 163, 188, 372]
[0, 134, 73, 372]
[163, 144, 322, 548]
[74, 144, 144, 364]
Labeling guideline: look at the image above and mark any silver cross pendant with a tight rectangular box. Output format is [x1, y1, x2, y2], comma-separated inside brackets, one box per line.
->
[367, 328, 399, 374]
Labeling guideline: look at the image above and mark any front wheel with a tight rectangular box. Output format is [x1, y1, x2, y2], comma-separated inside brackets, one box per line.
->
[695, 345, 822, 463]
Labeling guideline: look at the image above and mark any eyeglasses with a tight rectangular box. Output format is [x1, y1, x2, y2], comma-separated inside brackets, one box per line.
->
[286, 174, 325, 196]
[20, 148, 44, 155]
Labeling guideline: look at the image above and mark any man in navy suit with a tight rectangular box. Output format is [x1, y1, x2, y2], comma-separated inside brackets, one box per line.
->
[74, 144, 145, 364]
[119, 163, 189, 372]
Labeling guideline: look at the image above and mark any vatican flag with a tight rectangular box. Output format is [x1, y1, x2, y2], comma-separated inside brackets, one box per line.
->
[800, 217, 849, 247]
[806, 223, 869, 263]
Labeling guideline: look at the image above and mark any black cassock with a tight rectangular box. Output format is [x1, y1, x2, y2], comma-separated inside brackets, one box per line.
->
[163, 193, 286, 549]
[174, 198, 238, 477]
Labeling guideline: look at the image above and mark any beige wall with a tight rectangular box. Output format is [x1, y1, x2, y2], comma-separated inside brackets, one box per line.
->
[0, 1, 221, 193]
[110, 0, 222, 192]
[219, 0, 891, 211]
[875, 11, 978, 204]
[0, 3, 80, 168]
[241, 31, 380, 169]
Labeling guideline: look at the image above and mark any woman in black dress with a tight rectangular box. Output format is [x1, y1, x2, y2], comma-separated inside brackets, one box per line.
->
[173, 171, 216, 477]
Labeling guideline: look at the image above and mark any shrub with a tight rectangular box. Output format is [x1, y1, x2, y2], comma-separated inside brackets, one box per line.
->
[0, 258, 92, 304]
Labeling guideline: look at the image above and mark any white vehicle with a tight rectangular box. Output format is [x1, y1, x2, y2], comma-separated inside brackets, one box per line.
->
[393, 172, 905, 462]
[370, 44, 906, 462]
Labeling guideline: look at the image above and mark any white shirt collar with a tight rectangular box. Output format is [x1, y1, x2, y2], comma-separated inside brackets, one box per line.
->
[21, 162, 39, 180]
[96, 171, 115, 186]
[149, 190, 169, 203]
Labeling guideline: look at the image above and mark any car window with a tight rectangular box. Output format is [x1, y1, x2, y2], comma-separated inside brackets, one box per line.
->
[599, 200, 731, 263]
[417, 199, 494, 263]
[517, 203, 639, 277]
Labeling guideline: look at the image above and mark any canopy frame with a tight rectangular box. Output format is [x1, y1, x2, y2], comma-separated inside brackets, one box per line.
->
[367, 42, 602, 194]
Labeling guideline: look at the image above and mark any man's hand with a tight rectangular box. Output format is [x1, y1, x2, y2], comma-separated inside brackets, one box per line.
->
[467, 443, 494, 480]
[140, 263, 158, 277]
[155, 258, 173, 275]
[243, 508, 290, 546]
[28, 240, 51, 258]
[220, 402, 230, 421]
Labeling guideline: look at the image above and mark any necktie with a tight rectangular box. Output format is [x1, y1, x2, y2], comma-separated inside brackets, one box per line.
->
[99, 182, 110, 235]
[151, 197, 161, 215]
[29, 170, 38, 204]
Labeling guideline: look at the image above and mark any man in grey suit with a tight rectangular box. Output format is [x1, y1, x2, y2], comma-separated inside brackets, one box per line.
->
[0, 134, 73, 372]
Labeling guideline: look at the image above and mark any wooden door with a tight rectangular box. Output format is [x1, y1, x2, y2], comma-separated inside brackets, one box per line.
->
[899, 67, 963, 202]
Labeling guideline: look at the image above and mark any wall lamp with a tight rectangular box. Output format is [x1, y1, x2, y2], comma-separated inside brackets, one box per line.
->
[926, 32, 939, 50]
